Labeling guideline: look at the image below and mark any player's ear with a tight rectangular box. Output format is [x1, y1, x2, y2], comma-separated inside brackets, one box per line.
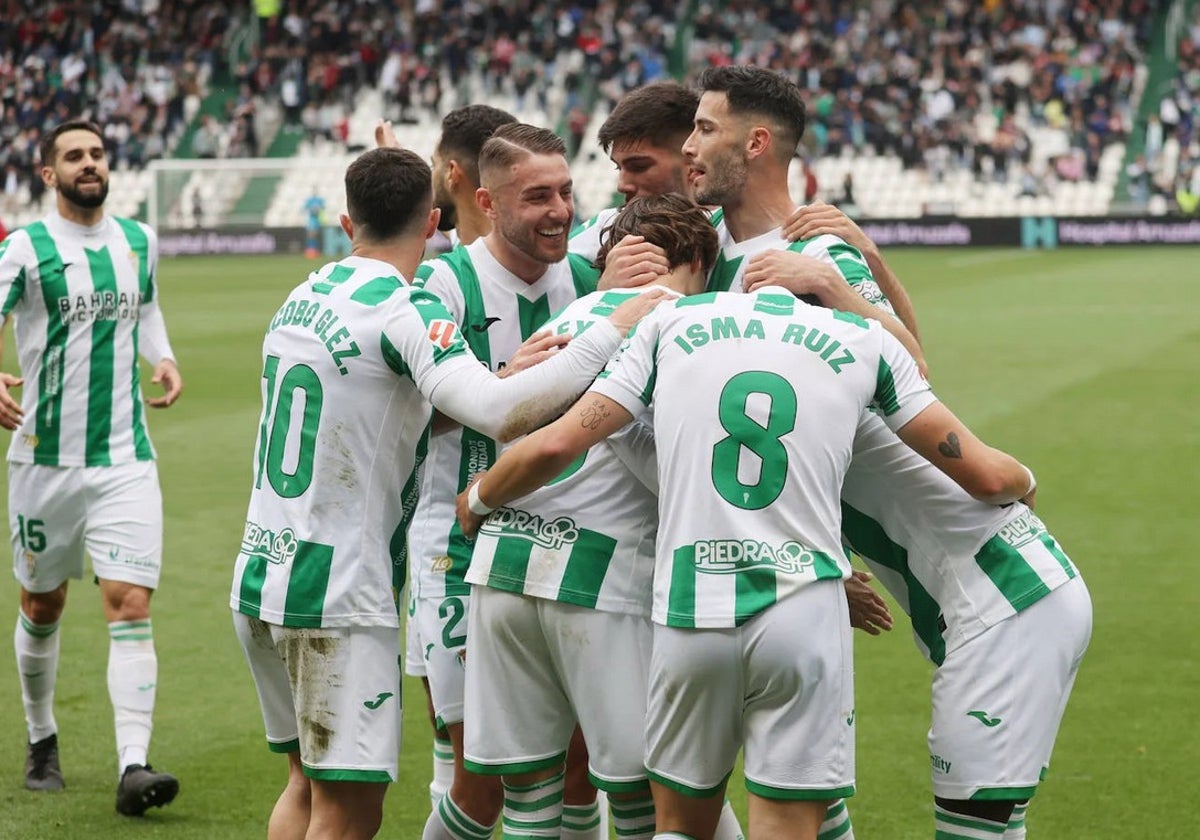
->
[746, 125, 771, 161]
[446, 159, 464, 191]
[339, 213, 354, 240]
[425, 207, 441, 240]
[41, 165, 55, 189]
[476, 186, 496, 218]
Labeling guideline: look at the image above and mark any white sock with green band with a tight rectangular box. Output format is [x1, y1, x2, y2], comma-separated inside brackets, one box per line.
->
[424, 791, 496, 840]
[107, 619, 156, 773]
[562, 799, 603, 838]
[934, 804, 1008, 839]
[713, 799, 745, 840]
[819, 798, 854, 839]
[1003, 802, 1028, 839]
[609, 793, 655, 839]
[502, 771, 565, 838]
[15, 611, 60, 742]
[430, 736, 454, 809]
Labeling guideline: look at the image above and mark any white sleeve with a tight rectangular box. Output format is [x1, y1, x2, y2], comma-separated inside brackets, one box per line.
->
[138, 227, 175, 365]
[872, 327, 936, 431]
[393, 288, 625, 440]
[586, 308, 661, 420]
[607, 415, 659, 494]
[0, 232, 32, 317]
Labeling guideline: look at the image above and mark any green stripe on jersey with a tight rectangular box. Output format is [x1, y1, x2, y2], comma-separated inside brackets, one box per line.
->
[874, 357, 901, 416]
[973, 534, 1053, 612]
[3, 266, 25, 314]
[567, 253, 600, 296]
[389, 425, 429, 608]
[517, 294, 552, 339]
[312, 263, 355, 294]
[435, 248, 490, 364]
[841, 502, 946, 664]
[114, 218, 151, 299]
[85, 245, 119, 466]
[283, 540, 335, 627]
[554, 529, 617, 608]
[26, 222, 68, 465]
[734, 566, 777, 625]
[380, 332, 410, 378]
[486, 537, 533, 588]
[238, 552, 269, 619]
[666, 545, 698, 628]
[706, 254, 742, 293]
[753, 293, 795, 317]
[114, 218, 155, 460]
[832, 309, 869, 329]
[350, 275, 402, 305]
[1038, 531, 1076, 579]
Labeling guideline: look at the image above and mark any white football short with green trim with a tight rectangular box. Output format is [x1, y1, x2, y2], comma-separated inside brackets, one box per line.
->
[232, 613, 401, 783]
[415, 591, 471, 727]
[403, 584, 426, 678]
[463, 586, 652, 790]
[645, 579, 856, 801]
[929, 575, 1092, 801]
[9, 460, 162, 593]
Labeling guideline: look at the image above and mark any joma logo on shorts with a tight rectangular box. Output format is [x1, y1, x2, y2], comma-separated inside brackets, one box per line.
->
[690, 539, 816, 575]
[480, 509, 579, 551]
[240, 521, 299, 566]
[993, 510, 1046, 550]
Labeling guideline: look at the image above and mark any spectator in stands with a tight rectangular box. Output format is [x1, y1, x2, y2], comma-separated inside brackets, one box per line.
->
[191, 115, 220, 159]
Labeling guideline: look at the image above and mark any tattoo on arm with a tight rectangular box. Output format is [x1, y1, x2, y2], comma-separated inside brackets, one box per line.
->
[937, 431, 963, 459]
[579, 398, 611, 431]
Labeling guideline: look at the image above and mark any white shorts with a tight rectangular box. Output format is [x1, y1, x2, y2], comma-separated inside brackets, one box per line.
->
[464, 586, 652, 790]
[404, 583, 427, 678]
[646, 580, 855, 800]
[929, 576, 1092, 801]
[232, 611, 402, 782]
[414, 592, 471, 727]
[9, 460, 162, 593]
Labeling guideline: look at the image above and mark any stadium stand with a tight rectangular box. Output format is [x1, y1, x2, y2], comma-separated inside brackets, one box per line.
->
[4, 0, 1188, 228]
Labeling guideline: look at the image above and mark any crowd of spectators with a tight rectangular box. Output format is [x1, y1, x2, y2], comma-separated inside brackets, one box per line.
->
[687, 0, 1153, 196]
[0, 0, 236, 212]
[1137, 5, 1200, 213]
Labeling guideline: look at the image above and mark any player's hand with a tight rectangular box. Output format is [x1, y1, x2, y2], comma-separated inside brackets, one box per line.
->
[374, 119, 402, 150]
[147, 359, 183, 408]
[845, 569, 893, 635]
[598, 236, 670, 290]
[500, 330, 572, 378]
[456, 475, 486, 539]
[783, 201, 877, 256]
[606, 288, 672, 336]
[0, 372, 24, 430]
[743, 250, 838, 300]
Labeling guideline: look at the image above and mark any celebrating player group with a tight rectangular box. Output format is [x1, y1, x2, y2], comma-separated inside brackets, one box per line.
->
[3, 65, 1090, 840]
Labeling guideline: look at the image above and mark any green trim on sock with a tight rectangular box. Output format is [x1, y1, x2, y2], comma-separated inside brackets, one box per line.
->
[440, 793, 496, 840]
[18, 613, 59, 637]
[818, 817, 853, 840]
[935, 809, 1007, 834]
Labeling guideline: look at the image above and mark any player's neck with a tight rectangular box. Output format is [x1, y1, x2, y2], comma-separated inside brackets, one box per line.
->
[656, 264, 705, 297]
[56, 198, 104, 228]
[351, 241, 425, 283]
[721, 171, 795, 244]
[482, 233, 549, 285]
[453, 204, 490, 246]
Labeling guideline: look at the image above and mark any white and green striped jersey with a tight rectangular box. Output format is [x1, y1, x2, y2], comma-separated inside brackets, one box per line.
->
[590, 288, 935, 629]
[569, 207, 727, 265]
[229, 255, 623, 628]
[705, 222, 891, 313]
[465, 289, 670, 616]
[840, 411, 1080, 665]
[0, 213, 169, 467]
[409, 239, 598, 601]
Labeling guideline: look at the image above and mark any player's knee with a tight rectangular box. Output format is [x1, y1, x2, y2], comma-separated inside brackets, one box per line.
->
[934, 796, 1016, 825]
[99, 580, 153, 621]
[21, 584, 67, 624]
[450, 771, 504, 823]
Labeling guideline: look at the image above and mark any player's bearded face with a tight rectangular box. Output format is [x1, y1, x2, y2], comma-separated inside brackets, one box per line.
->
[495, 154, 574, 264]
[684, 92, 749, 207]
[692, 144, 748, 206]
[50, 130, 110, 210]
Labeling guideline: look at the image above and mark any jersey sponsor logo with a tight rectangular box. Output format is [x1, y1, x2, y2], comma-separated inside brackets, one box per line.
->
[240, 520, 299, 566]
[56, 290, 144, 326]
[690, 538, 818, 576]
[480, 508, 580, 551]
[363, 691, 394, 710]
[431, 556, 453, 574]
[471, 316, 502, 332]
[931, 754, 953, 774]
[428, 319, 459, 349]
[993, 510, 1046, 550]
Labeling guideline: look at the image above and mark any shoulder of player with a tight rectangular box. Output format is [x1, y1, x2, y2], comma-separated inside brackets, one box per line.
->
[787, 231, 850, 254]
[0, 226, 36, 264]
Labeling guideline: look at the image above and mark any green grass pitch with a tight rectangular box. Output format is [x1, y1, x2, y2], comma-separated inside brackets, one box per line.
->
[0, 247, 1196, 838]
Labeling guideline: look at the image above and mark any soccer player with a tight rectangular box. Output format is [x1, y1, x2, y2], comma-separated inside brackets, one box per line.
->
[457, 265, 1038, 840]
[303, 188, 326, 259]
[461, 194, 715, 840]
[0, 118, 183, 814]
[229, 146, 663, 840]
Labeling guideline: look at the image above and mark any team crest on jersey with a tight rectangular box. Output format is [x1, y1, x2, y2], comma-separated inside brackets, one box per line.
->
[240, 521, 299, 566]
[480, 509, 580, 551]
[690, 538, 817, 576]
[427, 319, 459, 350]
[431, 555, 453, 574]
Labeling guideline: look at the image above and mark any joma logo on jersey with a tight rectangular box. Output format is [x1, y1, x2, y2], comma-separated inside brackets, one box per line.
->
[691, 539, 816, 575]
[56, 291, 143, 326]
[480, 509, 580, 551]
[240, 521, 299, 566]
[993, 510, 1046, 550]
